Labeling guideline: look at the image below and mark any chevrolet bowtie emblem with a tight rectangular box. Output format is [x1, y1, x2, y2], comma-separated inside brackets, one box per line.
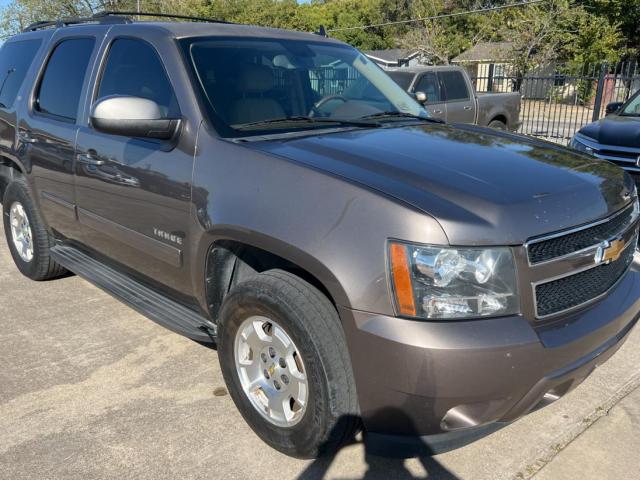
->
[595, 239, 625, 265]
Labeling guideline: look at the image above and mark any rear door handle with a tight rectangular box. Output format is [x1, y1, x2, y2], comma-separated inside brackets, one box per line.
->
[431, 109, 443, 115]
[18, 131, 36, 144]
[77, 152, 105, 166]
[463, 106, 473, 111]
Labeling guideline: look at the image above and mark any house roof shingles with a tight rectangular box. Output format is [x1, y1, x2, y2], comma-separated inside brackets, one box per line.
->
[451, 42, 515, 63]
[363, 49, 419, 65]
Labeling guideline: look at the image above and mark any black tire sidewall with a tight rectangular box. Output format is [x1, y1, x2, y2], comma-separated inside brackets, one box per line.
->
[488, 120, 507, 130]
[218, 280, 335, 458]
[3, 180, 47, 279]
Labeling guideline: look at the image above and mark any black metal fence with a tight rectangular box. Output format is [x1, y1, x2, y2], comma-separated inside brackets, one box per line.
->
[466, 60, 640, 145]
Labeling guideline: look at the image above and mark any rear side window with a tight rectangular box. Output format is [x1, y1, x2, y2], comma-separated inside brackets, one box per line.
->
[439, 70, 469, 101]
[36, 38, 95, 121]
[97, 38, 179, 117]
[0, 39, 42, 109]
[414, 72, 441, 103]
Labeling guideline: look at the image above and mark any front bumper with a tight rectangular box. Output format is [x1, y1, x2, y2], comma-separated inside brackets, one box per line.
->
[339, 252, 640, 440]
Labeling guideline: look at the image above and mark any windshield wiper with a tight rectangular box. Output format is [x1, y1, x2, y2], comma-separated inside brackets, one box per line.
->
[233, 116, 380, 131]
[360, 112, 444, 123]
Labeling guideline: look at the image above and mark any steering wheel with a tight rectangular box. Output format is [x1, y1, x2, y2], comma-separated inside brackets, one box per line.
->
[309, 94, 348, 117]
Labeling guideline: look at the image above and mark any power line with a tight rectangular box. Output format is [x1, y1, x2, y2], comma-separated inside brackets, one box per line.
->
[327, 0, 545, 32]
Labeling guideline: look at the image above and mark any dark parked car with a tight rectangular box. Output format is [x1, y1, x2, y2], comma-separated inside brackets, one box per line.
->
[570, 90, 640, 187]
[386, 65, 521, 130]
[0, 12, 639, 459]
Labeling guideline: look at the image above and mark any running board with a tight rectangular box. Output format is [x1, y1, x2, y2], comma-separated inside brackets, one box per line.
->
[51, 245, 216, 343]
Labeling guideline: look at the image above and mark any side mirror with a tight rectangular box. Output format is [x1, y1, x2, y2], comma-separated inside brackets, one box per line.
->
[605, 102, 623, 115]
[414, 91, 428, 104]
[90, 96, 181, 140]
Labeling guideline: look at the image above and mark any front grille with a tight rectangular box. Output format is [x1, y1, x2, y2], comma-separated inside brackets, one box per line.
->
[528, 204, 634, 264]
[598, 149, 639, 161]
[535, 241, 636, 317]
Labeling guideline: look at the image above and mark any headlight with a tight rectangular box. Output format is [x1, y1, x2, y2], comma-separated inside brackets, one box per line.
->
[569, 136, 594, 155]
[389, 242, 520, 320]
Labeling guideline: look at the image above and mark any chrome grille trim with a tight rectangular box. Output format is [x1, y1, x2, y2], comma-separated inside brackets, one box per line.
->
[531, 232, 638, 319]
[525, 201, 638, 266]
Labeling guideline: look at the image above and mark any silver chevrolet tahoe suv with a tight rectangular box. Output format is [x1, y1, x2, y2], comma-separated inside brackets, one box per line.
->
[0, 12, 639, 459]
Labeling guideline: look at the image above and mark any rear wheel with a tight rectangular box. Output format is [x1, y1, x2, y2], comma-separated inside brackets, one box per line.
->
[217, 269, 359, 458]
[2, 178, 67, 280]
[488, 119, 507, 130]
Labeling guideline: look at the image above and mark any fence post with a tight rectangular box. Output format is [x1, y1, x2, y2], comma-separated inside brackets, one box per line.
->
[592, 63, 608, 121]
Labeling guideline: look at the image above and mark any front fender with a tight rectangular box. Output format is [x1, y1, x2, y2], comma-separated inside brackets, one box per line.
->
[188, 128, 448, 317]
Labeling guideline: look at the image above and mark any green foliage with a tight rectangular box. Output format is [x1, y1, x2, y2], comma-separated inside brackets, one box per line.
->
[0, 0, 633, 67]
[496, 0, 623, 77]
[580, 0, 640, 54]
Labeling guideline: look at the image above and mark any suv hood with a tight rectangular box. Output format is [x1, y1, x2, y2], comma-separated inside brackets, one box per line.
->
[580, 115, 640, 148]
[248, 123, 633, 245]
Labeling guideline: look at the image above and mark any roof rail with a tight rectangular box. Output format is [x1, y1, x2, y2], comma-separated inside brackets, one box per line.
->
[22, 13, 130, 32]
[21, 11, 232, 33]
[97, 11, 233, 24]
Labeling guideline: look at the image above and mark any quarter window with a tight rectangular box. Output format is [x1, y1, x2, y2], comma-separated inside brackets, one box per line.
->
[440, 71, 469, 101]
[97, 38, 179, 117]
[0, 39, 42, 109]
[36, 38, 95, 121]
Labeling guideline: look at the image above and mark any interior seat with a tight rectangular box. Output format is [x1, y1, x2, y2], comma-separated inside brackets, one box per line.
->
[229, 64, 285, 125]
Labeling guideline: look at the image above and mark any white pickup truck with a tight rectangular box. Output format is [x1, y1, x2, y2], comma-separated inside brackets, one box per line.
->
[387, 65, 521, 130]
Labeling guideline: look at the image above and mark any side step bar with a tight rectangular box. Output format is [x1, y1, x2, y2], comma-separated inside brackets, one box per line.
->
[51, 245, 216, 343]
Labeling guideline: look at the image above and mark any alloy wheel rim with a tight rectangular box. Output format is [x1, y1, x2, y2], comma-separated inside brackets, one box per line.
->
[9, 202, 34, 263]
[234, 316, 308, 428]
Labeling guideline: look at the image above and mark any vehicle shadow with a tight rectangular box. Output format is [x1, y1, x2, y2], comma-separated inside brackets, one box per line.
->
[296, 410, 460, 480]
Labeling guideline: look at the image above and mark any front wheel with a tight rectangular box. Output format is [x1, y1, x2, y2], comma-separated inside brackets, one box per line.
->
[217, 270, 359, 458]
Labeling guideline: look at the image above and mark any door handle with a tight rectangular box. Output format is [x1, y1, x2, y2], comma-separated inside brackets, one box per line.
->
[463, 106, 473, 111]
[18, 131, 36, 144]
[77, 152, 105, 166]
[431, 109, 443, 115]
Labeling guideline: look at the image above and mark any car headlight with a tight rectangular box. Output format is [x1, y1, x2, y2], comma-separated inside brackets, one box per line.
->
[569, 136, 594, 155]
[389, 242, 520, 320]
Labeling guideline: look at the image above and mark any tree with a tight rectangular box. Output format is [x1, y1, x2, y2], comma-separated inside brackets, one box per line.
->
[0, 0, 202, 37]
[399, 0, 495, 64]
[497, 0, 623, 78]
[580, 0, 640, 55]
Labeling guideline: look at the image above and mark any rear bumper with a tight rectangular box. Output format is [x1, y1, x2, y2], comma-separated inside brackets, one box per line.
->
[339, 252, 640, 440]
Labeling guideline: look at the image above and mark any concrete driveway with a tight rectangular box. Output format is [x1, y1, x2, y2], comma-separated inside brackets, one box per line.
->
[1, 222, 639, 480]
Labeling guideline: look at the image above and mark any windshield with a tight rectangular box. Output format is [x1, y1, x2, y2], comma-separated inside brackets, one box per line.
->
[183, 37, 427, 136]
[621, 91, 640, 116]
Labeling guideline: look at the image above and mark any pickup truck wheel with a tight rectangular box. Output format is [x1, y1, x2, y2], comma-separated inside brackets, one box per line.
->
[488, 119, 507, 130]
[217, 269, 359, 458]
[2, 178, 67, 280]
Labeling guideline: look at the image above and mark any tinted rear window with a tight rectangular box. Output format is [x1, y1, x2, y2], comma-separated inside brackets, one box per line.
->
[0, 39, 42, 109]
[440, 70, 469, 101]
[386, 71, 414, 90]
[36, 38, 95, 121]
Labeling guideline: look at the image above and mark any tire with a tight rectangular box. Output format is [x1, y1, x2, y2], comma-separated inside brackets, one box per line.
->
[217, 269, 359, 458]
[488, 119, 507, 130]
[2, 178, 67, 280]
